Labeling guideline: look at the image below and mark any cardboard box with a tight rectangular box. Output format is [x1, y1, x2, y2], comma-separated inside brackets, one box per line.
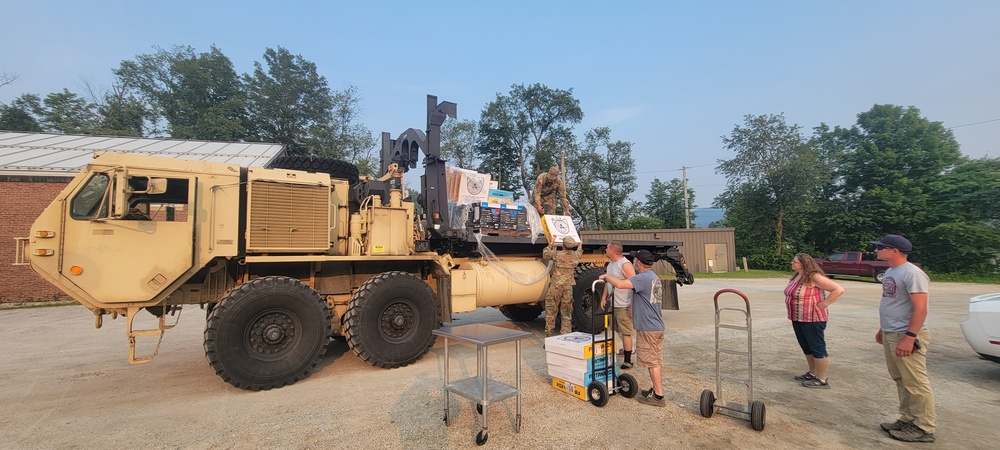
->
[544, 332, 615, 359]
[445, 166, 491, 204]
[487, 189, 514, 205]
[552, 377, 587, 401]
[547, 364, 618, 388]
[541, 214, 580, 245]
[546, 351, 609, 372]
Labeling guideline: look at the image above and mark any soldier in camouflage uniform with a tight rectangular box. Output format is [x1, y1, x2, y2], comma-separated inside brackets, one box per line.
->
[533, 166, 570, 216]
[542, 236, 584, 336]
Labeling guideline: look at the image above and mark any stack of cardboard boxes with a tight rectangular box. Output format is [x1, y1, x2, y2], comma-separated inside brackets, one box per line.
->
[545, 332, 618, 400]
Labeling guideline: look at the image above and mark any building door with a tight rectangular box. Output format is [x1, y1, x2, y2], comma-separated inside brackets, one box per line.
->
[705, 243, 731, 273]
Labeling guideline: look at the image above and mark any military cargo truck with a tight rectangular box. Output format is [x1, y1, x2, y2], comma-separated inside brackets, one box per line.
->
[16, 95, 692, 390]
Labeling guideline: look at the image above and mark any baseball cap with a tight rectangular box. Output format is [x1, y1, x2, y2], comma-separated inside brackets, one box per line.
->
[634, 249, 656, 265]
[562, 236, 578, 248]
[870, 234, 913, 253]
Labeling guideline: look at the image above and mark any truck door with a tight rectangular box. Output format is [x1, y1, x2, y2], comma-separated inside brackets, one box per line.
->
[59, 170, 197, 303]
[845, 252, 861, 275]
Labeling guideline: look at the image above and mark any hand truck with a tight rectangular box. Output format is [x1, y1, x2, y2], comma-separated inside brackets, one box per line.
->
[699, 288, 766, 431]
[585, 280, 639, 406]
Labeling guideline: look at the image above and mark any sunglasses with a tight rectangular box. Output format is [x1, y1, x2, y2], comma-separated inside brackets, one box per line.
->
[873, 244, 894, 251]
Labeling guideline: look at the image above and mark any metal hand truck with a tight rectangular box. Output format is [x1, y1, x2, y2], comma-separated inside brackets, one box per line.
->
[585, 280, 639, 406]
[699, 288, 766, 431]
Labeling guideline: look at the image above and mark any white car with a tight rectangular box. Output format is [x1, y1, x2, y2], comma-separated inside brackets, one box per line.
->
[960, 293, 1000, 363]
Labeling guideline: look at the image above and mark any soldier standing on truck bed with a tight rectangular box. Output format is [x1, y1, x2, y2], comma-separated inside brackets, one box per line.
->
[542, 236, 584, 336]
[533, 166, 570, 216]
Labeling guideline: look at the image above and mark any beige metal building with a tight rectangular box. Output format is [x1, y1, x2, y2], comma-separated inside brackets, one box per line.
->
[581, 228, 736, 274]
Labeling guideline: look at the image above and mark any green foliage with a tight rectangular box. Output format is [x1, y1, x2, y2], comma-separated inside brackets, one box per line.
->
[243, 46, 335, 156]
[0, 94, 43, 131]
[476, 83, 583, 198]
[644, 178, 695, 228]
[440, 119, 480, 170]
[715, 113, 823, 255]
[41, 89, 99, 133]
[568, 127, 638, 229]
[609, 216, 664, 230]
[917, 222, 1000, 275]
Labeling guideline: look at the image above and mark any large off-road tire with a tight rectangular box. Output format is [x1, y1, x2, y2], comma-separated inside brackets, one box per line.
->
[204, 276, 331, 391]
[343, 271, 440, 368]
[498, 303, 544, 322]
[572, 265, 608, 334]
[268, 155, 360, 184]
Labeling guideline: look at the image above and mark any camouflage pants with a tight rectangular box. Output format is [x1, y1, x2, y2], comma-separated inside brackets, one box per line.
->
[544, 284, 574, 336]
[538, 195, 558, 215]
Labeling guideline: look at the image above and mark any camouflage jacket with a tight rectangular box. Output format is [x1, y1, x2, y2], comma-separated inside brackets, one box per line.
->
[543, 244, 583, 286]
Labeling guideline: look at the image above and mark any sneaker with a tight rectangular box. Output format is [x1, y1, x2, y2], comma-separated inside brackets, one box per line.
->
[802, 378, 829, 389]
[880, 419, 912, 432]
[620, 361, 633, 370]
[636, 393, 666, 407]
[639, 387, 654, 398]
[793, 372, 816, 381]
[889, 423, 935, 443]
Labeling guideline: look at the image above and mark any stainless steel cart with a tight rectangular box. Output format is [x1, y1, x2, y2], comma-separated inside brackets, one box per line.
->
[699, 288, 766, 431]
[434, 323, 531, 446]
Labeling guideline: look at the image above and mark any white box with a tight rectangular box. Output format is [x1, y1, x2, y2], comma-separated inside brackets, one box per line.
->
[544, 332, 614, 359]
[541, 215, 580, 245]
[547, 364, 618, 388]
[446, 167, 491, 204]
[546, 351, 609, 372]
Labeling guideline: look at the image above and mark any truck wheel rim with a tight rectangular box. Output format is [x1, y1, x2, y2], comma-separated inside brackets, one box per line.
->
[380, 299, 416, 342]
[247, 309, 299, 359]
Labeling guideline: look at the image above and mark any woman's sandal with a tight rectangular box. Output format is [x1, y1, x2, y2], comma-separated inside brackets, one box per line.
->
[793, 372, 816, 381]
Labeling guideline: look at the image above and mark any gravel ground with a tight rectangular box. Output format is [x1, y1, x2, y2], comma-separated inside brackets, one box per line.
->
[1, 277, 998, 449]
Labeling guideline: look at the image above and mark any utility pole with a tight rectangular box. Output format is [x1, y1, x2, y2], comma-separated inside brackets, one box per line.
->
[682, 166, 690, 229]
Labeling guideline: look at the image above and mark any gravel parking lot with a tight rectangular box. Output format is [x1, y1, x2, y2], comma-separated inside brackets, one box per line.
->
[1, 277, 998, 449]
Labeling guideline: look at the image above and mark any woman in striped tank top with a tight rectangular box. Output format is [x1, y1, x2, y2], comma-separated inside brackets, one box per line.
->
[785, 253, 844, 388]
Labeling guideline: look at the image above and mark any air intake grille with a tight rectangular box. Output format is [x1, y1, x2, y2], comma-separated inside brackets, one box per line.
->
[247, 181, 329, 252]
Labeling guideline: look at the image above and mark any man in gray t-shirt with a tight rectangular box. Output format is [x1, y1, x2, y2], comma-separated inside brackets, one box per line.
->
[872, 234, 936, 443]
[601, 249, 666, 408]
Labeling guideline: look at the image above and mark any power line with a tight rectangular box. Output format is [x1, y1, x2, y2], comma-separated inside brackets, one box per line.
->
[949, 118, 1000, 129]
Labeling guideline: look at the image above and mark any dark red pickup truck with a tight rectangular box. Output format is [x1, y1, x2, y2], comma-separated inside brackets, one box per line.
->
[815, 251, 892, 283]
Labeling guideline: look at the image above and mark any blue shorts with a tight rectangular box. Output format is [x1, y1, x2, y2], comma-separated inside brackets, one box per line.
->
[792, 321, 828, 359]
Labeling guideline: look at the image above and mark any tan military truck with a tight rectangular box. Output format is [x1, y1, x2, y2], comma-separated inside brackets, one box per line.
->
[16, 95, 693, 390]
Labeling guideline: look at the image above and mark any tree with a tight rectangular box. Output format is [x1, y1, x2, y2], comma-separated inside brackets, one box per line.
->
[644, 178, 696, 229]
[307, 86, 377, 175]
[716, 113, 823, 256]
[609, 216, 664, 230]
[243, 46, 334, 156]
[568, 127, 638, 229]
[86, 81, 148, 136]
[114, 45, 247, 140]
[476, 83, 583, 198]
[440, 119, 479, 170]
[0, 94, 43, 131]
[814, 105, 964, 250]
[41, 89, 99, 133]
[0, 72, 18, 89]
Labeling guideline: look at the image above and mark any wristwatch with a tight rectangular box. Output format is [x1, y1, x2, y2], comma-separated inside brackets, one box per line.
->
[905, 331, 917, 338]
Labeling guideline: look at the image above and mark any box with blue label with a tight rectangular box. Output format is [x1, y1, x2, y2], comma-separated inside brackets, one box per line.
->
[547, 364, 618, 389]
[487, 189, 514, 204]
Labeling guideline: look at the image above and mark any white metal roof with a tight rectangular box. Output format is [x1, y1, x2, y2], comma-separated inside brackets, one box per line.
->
[0, 131, 285, 177]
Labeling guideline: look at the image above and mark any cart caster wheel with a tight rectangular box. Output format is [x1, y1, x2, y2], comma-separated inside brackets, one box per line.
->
[699, 389, 716, 418]
[476, 430, 488, 446]
[750, 400, 766, 431]
[618, 373, 638, 398]
[476, 403, 483, 415]
[587, 381, 609, 407]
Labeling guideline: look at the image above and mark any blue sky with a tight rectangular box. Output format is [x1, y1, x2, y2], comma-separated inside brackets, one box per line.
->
[2, 1, 998, 217]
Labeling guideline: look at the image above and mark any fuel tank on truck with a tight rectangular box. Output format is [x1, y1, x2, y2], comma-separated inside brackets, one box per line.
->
[449, 260, 549, 313]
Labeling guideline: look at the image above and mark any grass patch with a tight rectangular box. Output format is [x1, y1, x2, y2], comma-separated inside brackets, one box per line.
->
[691, 270, 790, 279]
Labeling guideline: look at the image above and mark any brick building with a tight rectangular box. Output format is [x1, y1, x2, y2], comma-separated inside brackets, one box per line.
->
[0, 131, 283, 303]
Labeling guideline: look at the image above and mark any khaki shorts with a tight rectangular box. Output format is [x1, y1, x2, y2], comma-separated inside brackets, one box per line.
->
[636, 330, 664, 368]
[613, 307, 634, 336]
